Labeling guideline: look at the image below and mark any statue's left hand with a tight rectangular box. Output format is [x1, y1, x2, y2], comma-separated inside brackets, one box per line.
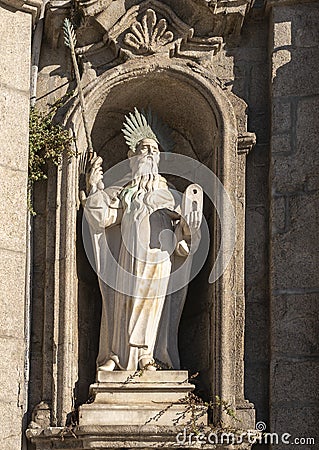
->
[183, 211, 201, 234]
[181, 183, 203, 236]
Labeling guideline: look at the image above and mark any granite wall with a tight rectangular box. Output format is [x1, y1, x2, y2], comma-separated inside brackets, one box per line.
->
[0, 1, 40, 449]
[269, 2, 319, 447]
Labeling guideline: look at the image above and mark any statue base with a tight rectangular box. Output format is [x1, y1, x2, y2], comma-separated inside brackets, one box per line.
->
[78, 370, 207, 427]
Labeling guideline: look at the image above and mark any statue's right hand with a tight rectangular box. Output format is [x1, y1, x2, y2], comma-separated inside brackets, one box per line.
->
[86, 152, 104, 193]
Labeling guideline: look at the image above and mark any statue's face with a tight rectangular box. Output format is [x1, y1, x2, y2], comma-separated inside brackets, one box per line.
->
[129, 138, 160, 177]
[136, 138, 160, 156]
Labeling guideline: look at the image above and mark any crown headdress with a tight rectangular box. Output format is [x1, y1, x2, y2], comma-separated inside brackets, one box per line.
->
[122, 107, 174, 154]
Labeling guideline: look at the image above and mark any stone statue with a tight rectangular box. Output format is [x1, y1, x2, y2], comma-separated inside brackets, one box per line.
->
[83, 109, 202, 372]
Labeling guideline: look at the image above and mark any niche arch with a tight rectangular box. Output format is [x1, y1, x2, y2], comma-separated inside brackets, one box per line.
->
[57, 56, 254, 427]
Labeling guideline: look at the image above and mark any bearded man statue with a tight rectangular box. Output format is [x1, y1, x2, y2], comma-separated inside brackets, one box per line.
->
[83, 108, 202, 373]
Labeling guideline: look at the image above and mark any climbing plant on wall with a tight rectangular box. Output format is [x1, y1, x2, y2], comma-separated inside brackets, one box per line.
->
[28, 102, 74, 214]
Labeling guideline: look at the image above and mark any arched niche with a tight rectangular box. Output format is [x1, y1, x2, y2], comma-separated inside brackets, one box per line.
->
[53, 56, 254, 427]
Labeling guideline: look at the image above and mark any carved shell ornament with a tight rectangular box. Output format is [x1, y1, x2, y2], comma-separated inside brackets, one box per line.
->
[124, 9, 174, 55]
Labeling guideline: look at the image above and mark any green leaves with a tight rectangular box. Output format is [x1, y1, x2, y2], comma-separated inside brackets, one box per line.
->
[29, 107, 74, 182]
[28, 106, 74, 214]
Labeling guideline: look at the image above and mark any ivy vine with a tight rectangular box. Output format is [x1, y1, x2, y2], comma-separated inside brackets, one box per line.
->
[28, 103, 75, 214]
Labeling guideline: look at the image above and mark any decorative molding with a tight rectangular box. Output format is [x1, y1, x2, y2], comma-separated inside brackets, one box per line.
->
[101, 2, 191, 58]
[173, 34, 223, 61]
[97, 1, 223, 62]
[78, 0, 255, 38]
[1, 0, 42, 24]
[46, 0, 256, 58]
[237, 132, 256, 155]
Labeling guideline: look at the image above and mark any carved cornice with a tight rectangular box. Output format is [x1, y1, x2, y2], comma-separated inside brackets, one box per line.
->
[0, 0, 42, 24]
[97, 1, 223, 62]
[45, 0, 222, 60]
[45, 0, 255, 57]
[78, 0, 254, 39]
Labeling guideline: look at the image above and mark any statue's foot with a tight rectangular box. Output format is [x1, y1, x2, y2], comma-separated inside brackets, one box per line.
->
[98, 359, 116, 371]
[139, 356, 157, 371]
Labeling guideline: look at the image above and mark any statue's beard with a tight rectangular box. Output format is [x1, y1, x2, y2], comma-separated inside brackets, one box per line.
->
[129, 154, 160, 216]
[131, 154, 160, 192]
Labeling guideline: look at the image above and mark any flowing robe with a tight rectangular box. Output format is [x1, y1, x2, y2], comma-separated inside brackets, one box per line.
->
[84, 176, 192, 370]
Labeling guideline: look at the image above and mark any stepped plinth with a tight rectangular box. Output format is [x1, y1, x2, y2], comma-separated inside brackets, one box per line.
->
[78, 370, 207, 427]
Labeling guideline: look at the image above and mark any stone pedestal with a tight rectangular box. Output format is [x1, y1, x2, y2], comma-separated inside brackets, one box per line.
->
[79, 370, 207, 427]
